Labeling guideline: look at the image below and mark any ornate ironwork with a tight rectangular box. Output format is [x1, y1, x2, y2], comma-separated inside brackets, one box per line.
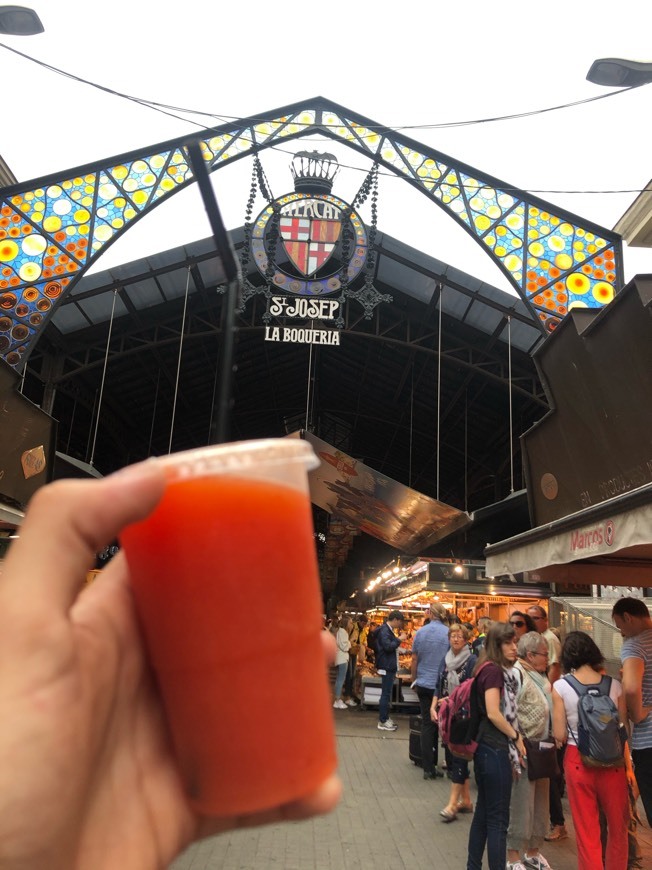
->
[0, 97, 623, 368]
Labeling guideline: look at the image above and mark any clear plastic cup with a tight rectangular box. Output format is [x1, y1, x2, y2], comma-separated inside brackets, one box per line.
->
[120, 438, 336, 816]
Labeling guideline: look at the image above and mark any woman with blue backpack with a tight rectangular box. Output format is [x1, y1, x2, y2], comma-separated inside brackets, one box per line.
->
[552, 631, 629, 870]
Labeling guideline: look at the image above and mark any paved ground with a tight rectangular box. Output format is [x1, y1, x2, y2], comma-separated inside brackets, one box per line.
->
[172, 706, 652, 870]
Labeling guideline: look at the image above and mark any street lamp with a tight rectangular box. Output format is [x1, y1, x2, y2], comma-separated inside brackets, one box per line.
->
[0, 5, 43, 35]
[586, 57, 652, 87]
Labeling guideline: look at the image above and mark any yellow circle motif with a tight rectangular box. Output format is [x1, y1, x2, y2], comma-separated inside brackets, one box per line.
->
[504, 254, 522, 273]
[529, 242, 544, 258]
[475, 215, 491, 232]
[506, 214, 523, 230]
[94, 225, 113, 242]
[559, 223, 574, 236]
[74, 209, 90, 223]
[555, 253, 573, 270]
[43, 216, 62, 232]
[0, 240, 19, 262]
[547, 235, 565, 252]
[47, 185, 62, 198]
[566, 272, 590, 294]
[19, 262, 41, 282]
[569, 300, 588, 309]
[495, 245, 507, 257]
[592, 282, 614, 304]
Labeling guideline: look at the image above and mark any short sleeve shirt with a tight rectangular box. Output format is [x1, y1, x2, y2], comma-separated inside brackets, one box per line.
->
[554, 675, 622, 746]
[621, 628, 652, 750]
[543, 628, 561, 666]
[476, 661, 509, 750]
[412, 620, 449, 690]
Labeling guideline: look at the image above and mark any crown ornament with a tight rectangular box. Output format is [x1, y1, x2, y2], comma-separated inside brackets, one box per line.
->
[291, 151, 340, 195]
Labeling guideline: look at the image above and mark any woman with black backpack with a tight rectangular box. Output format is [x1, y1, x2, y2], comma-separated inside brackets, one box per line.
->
[552, 631, 629, 870]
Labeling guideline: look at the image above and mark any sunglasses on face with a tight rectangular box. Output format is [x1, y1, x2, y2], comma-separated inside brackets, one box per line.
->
[510, 620, 525, 627]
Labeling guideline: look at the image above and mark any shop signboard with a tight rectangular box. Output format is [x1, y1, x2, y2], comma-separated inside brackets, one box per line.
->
[290, 430, 471, 554]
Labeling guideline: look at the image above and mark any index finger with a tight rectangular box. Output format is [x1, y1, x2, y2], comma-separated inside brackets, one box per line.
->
[0, 461, 165, 621]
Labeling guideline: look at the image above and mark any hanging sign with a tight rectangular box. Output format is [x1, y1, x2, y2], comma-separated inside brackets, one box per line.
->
[245, 150, 388, 346]
[252, 192, 368, 297]
[264, 295, 342, 344]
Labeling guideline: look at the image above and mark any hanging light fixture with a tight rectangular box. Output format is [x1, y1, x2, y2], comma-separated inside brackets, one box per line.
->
[0, 6, 44, 34]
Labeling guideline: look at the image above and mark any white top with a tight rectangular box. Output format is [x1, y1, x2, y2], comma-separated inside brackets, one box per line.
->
[335, 628, 351, 665]
[554, 675, 622, 746]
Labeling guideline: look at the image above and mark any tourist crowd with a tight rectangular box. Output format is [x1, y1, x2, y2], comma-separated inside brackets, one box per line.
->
[330, 598, 652, 870]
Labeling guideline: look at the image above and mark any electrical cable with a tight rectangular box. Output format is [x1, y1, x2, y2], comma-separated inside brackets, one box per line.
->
[2, 40, 650, 196]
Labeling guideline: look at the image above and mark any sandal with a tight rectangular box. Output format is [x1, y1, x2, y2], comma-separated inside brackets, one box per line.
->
[456, 803, 474, 813]
[439, 808, 457, 823]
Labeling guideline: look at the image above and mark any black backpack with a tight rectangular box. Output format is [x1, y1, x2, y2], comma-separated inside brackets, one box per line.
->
[564, 674, 626, 768]
[366, 626, 379, 654]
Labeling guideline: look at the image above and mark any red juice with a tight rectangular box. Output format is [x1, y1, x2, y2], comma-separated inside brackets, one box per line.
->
[120, 444, 336, 816]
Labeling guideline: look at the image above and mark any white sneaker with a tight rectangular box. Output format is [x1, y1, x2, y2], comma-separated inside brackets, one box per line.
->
[523, 855, 553, 870]
[506, 863, 528, 870]
[333, 699, 347, 709]
[378, 719, 398, 731]
[345, 698, 358, 706]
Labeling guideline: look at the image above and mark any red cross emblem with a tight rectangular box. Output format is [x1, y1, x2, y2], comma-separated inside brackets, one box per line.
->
[280, 216, 341, 276]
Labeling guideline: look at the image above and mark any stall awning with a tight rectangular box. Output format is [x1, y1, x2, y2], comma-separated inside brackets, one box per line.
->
[485, 482, 652, 587]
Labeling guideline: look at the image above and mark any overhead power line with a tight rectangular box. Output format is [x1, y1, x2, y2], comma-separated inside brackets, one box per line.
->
[1, 41, 650, 197]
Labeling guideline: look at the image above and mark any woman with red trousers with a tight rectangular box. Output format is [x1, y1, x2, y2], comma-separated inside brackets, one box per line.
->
[552, 631, 629, 870]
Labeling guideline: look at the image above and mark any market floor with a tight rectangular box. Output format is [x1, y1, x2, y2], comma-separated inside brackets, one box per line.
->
[172, 707, 652, 870]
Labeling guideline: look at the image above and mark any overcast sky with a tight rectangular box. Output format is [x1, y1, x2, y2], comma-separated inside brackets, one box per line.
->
[1, 0, 651, 293]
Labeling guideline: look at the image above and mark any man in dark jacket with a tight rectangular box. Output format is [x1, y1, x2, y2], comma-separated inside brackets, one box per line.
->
[376, 610, 407, 731]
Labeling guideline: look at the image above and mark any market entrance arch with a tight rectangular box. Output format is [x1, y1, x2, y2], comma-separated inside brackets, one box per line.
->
[0, 97, 623, 371]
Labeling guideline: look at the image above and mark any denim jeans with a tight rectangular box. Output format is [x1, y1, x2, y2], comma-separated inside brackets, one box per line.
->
[343, 653, 356, 697]
[467, 742, 512, 870]
[333, 662, 347, 699]
[379, 670, 396, 722]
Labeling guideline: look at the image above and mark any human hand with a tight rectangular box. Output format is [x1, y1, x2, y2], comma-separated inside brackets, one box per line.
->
[0, 464, 340, 870]
[515, 734, 527, 767]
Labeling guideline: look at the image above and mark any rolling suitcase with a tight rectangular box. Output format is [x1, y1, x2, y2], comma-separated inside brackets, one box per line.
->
[409, 714, 438, 767]
[409, 715, 424, 765]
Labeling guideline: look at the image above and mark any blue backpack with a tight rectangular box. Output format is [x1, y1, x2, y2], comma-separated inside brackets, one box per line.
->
[564, 674, 626, 768]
